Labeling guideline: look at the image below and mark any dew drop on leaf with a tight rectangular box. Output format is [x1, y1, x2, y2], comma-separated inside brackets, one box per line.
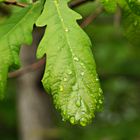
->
[99, 88, 102, 93]
[81, 72, 85, 76]
[99, 99, 103, 104]
[70, 117, 75, 124]
[59, 85, 64, 92]
[62, 118, 65, 121]
[80, 63, 84, 66]
[67, 69, 72, 75]
[96, 78, 99, 81]
[80, 117, 87, 126]
[63, 77, 67, 82]
[73, 56, 79, 61]
[65, 28, 69, 32]
[76, 97, 81, 107]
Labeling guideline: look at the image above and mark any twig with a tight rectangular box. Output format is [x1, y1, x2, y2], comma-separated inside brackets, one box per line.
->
[4, 0, 28, 8]
[8, 58, 46, 78]
[80, 6, 104, 28]
[8, 6, 104, 78]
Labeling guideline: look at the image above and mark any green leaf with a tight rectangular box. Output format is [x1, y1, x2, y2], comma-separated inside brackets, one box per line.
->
[36, 0, 103, 126]
[122, 7, 140, 46]
[0, 2, 43, 98]
[126, 0, 140, 16]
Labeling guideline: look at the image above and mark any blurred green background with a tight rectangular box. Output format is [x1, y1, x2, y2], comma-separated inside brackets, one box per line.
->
[0, 1, 140, 140]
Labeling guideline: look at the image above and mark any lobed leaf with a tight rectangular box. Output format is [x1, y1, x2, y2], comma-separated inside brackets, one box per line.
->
[36, 0, 103, 126]
[0, 2, 43, 98]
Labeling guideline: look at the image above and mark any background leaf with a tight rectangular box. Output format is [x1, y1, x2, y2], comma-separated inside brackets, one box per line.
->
[101, 0, 117, 13]
[122, 7, 140, 47]
[0, 2, 42, 98]
[125, 0, 140, 16]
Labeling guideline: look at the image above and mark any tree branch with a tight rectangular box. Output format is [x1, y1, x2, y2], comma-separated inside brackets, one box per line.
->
[4, 0, 28, 8]
[8, 58, 46, 78]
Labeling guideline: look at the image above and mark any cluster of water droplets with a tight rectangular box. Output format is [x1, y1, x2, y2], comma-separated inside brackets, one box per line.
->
[69, 116, 89, 126]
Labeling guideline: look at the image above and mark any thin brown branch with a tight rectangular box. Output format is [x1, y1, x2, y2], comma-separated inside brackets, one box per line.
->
[8, 5, 104, 79]
[80, 6, 104, 28]
[8, 57, 46, 78]
[4, 0, 28, 8]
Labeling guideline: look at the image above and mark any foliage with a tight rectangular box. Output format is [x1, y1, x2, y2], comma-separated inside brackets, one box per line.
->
[0, 2, 42, 98]
[0, 0, 140, 127]
[101, 0, 117, 13]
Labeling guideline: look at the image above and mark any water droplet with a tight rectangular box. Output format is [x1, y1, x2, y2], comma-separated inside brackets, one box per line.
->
[81, 72, 84, 76]
[65, 28, 69, 32]
[54, 0, 59, 5]
[96, 78, 99, 81]
[70, 117, 75, 124]
[74, 57, 79, 61]
[62, 110, 66, 116]
[76, 100, 81, 107]
[63, 77, 67, 82]
[80, 63, 84, 66]
[67, 70, 72, 75]
[59, 85, 64, 92]
[99, 99, 103, 104]
[99, 88, 102, 93]
[62, 118, 65, 121]
[76, 97, 81, 107]
[80, 117, 87, 126]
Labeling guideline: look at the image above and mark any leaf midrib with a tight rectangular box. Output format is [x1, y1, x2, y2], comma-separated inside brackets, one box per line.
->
[53, 0, 78, 82]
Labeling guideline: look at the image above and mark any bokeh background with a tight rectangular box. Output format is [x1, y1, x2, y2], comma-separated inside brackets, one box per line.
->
[0, 1, 140, 140]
